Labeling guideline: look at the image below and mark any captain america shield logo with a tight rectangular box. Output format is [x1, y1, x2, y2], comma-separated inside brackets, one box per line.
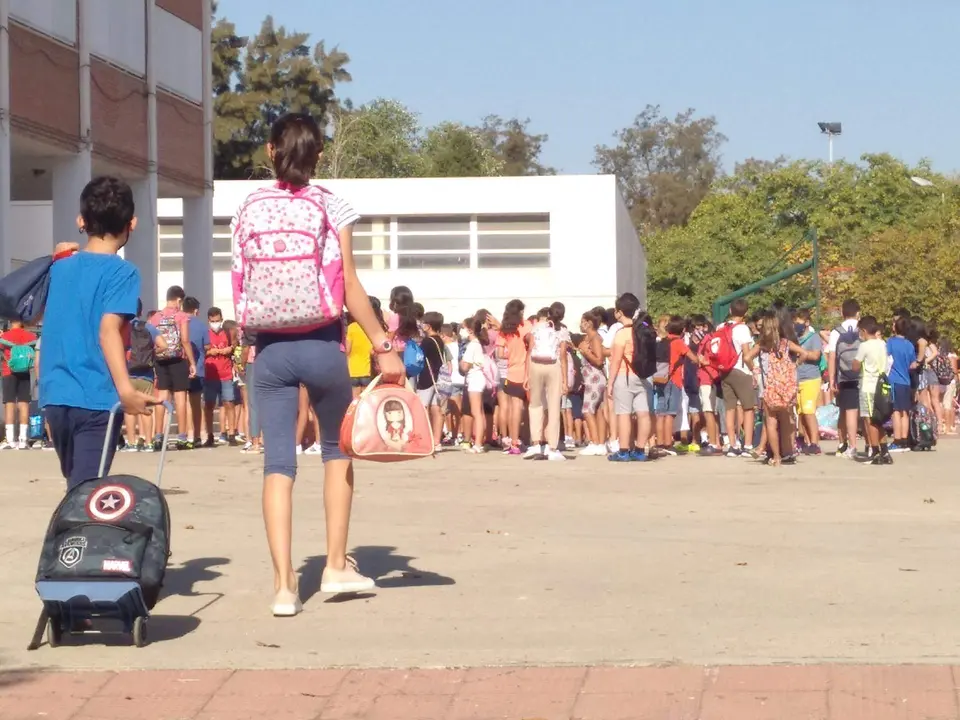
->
[86, 484, 134, 522]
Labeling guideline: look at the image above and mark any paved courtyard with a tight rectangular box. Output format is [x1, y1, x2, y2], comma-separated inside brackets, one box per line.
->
[2, 441, 960, 717]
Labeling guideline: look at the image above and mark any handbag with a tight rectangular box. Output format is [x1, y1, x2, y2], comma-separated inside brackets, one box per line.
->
[339, 375, 435, 462]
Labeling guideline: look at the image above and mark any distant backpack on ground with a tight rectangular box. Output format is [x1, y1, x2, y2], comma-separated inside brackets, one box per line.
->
[930, 353, 954, 386]
[909, 403, 937, 450]
[0, 336, 37, 374]
[834, 324, 861, 382]
[762, 340, 798, 409]
[872, 373, 894, 425]
[35, 474, 171, 610]
[530, 321, 560, 362]
[630, 322, 658, 378]
[700, 323, 741, 375]
[127, 321, 156, 373]
[403, 340, 425, 378]
[153, 314, 183, 361]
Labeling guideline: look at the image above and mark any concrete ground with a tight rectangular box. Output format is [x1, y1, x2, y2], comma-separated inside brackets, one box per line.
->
[2, 440, 960, 671]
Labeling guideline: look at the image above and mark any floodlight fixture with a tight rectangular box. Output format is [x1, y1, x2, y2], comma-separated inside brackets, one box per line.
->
[817, 121, 842, 163]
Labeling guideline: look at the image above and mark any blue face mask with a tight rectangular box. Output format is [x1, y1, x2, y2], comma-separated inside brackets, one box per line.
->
[795, 323, 807, 337]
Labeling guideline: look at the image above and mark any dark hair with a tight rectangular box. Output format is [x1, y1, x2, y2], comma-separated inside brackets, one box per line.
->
[472, 311, 490, 346]
[729, 298, 748, 318]
[413, 302, 425, 320]
[841, 299, 860, 319]
[369, 295, 388, 332]
[389, 286, 417, 338]
[859, 315, 880, 336]
[665, 315, 685, 336]
[79, 176, 135, 238]
[894, 316, 910, 336]
[892, 307, 911, 319]
[501, 305, 523, 335]
[776, 305, 797, 342]
[207, 306, 223, 319]
[549, 301, 566, 324]
[137, 298, 143, 317]
[183, 296, 200, 313]
[440, 323, 455, 337]
[604, 307, 617, 326]
[690, 313, 708, 327]
[505, 299, 525, 316]
[796, 309, 811, 323]
[581, 310, 601, 330]
[383, 399, 403, 415]
[269, 113, 323, 187]
[166, 285, 185, 302]
[570, 333, 584, 347]
[615, 293, 640, 321]
[422, 311, 443, 333]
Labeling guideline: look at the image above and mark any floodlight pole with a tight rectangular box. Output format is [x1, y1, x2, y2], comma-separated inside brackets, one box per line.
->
[828, 135, 834, 164]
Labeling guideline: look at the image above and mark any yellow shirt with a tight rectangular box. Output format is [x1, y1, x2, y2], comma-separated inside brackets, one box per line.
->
[346, 322, 372, 378]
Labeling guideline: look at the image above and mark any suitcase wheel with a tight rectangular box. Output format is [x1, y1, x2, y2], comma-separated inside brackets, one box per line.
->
[132, 615, 149, 648]
[46, 618, 62, 648]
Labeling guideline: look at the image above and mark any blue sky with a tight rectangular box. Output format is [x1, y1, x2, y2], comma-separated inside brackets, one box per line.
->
[223, 0, 959, 175]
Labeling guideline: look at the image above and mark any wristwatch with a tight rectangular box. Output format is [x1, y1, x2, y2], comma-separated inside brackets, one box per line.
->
[373, 339, 393, 354]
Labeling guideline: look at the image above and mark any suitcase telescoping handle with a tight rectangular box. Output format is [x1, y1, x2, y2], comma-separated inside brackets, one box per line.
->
[99, 400, 173, 486]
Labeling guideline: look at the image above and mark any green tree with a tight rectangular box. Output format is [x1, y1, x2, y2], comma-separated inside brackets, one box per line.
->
[210, 2, 248, 180]
[419, 122, 502, 178]
[594, 105, 726, 232]
[479, 116, 555, 176]
[319, 99, 422, 179]
[213, 14, 351, 179]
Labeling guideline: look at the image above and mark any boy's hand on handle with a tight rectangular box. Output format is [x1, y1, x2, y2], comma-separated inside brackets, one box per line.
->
[376, 350, 405, 385]
[119, 388, 157, 416]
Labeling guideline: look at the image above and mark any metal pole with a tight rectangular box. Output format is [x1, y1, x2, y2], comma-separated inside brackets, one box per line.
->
[811, 230, 821, 328]
[828, 135, 833, 164]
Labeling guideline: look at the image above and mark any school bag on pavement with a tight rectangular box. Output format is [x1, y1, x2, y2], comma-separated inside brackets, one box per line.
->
[0, 337, 37, 373]
[28, 403, 173, 650]
[127, 320, 156, 372]
[909, 403, 937, 451]
[153, 313, 183, 361]
[700, 323, 741, 375]
[761, 340, 798, 409]
[234, 183, 344, 330]
[834, 324, 861, 382]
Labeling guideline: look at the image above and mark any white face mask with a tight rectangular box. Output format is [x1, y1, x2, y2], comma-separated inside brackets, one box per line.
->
[210, 322, 222, 333]
[459, 328, 469, 340]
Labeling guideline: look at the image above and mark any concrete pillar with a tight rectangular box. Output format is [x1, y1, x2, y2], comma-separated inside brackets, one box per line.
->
[51, 152, 91, 246]
[0, 0, 11, 275]
[182, 193, 213, 310]
[129, 178, 158, 310]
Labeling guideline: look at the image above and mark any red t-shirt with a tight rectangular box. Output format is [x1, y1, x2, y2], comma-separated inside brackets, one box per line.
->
[204, 329, 233, 381]
[667, 335, 689, 387]
[0, 328, 37, 377]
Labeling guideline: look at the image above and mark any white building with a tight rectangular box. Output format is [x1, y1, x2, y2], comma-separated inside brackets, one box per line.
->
[1, 0, 214, 309]
[10, 175, 645, 321]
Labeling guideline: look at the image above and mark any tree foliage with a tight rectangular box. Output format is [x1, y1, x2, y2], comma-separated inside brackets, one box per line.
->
[594, 105, 726, 232]
[480, 116, 555, 176]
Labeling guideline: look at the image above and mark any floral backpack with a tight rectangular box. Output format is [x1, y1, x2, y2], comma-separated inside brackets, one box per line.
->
[762, 339, 798, 409]
[233, 183, 344, 331]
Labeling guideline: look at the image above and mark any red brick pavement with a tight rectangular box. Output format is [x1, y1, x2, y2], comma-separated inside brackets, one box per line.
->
[2, 665, 960, 719]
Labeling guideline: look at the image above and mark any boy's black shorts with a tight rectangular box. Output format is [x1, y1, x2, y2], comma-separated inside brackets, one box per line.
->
[156, 359, 190, 393]
[45, 406, 123, 491]
[2, 372, 32, 403]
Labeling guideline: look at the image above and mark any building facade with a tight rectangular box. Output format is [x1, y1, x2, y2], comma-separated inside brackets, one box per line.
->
[153, 175, 646, 321]
[0, 0, 213, 308]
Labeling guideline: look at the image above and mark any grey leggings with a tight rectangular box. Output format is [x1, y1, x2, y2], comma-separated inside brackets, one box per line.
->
[255, 324, 352, 479]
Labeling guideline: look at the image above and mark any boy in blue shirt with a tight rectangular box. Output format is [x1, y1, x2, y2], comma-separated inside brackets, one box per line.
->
[39, 176, 156, 489]
[886, 316, 917, 451]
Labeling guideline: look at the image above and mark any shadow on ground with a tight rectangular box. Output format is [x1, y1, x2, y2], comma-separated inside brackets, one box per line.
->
[298, 545, 455, 603]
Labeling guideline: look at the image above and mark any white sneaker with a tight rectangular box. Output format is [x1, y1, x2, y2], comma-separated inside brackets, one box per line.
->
[0, 441, 13, 450]
[270, 588, 302, 617]
[546, 449, 566, 461]
[579, 444, 603, 456]
[295, 445, 303, 456]
[304, 444, 322, 455]
[16, 440, 27, 450]
[523, 444, 544, 459]
[607, 439, 620, 454]
[320, 556, 376, 594]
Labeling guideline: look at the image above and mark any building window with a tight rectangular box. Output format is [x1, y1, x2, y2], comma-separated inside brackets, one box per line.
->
[159, 256, 182, 272]
[353, 217, 391, 270]
[396, 215, 470, 269]
[476, 214, 550, 269]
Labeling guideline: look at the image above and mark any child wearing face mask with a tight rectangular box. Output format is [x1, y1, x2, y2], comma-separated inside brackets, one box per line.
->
[203, 307, 238, 445]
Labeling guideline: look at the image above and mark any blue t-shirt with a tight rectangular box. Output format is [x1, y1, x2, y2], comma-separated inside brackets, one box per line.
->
[129, 320, 161, 380]
[886, 335, 915, 387]
[186, 316, 210, 379]
[39, 253, 140, 411]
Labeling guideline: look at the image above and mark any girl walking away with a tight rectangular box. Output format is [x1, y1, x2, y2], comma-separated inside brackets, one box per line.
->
[744, 314, 813, 466]
[607, 293, 656, 462]
[524, 306, 567, 461]
[460, 314, 489, 453]
[578, 310, 608, 455]
[232, 113, 405, 617]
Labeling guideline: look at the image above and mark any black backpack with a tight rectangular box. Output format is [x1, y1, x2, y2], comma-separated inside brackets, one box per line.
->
[35, 474, 171, 610]
[630, 322, 658, 378]
[128, 320, 155, 372]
